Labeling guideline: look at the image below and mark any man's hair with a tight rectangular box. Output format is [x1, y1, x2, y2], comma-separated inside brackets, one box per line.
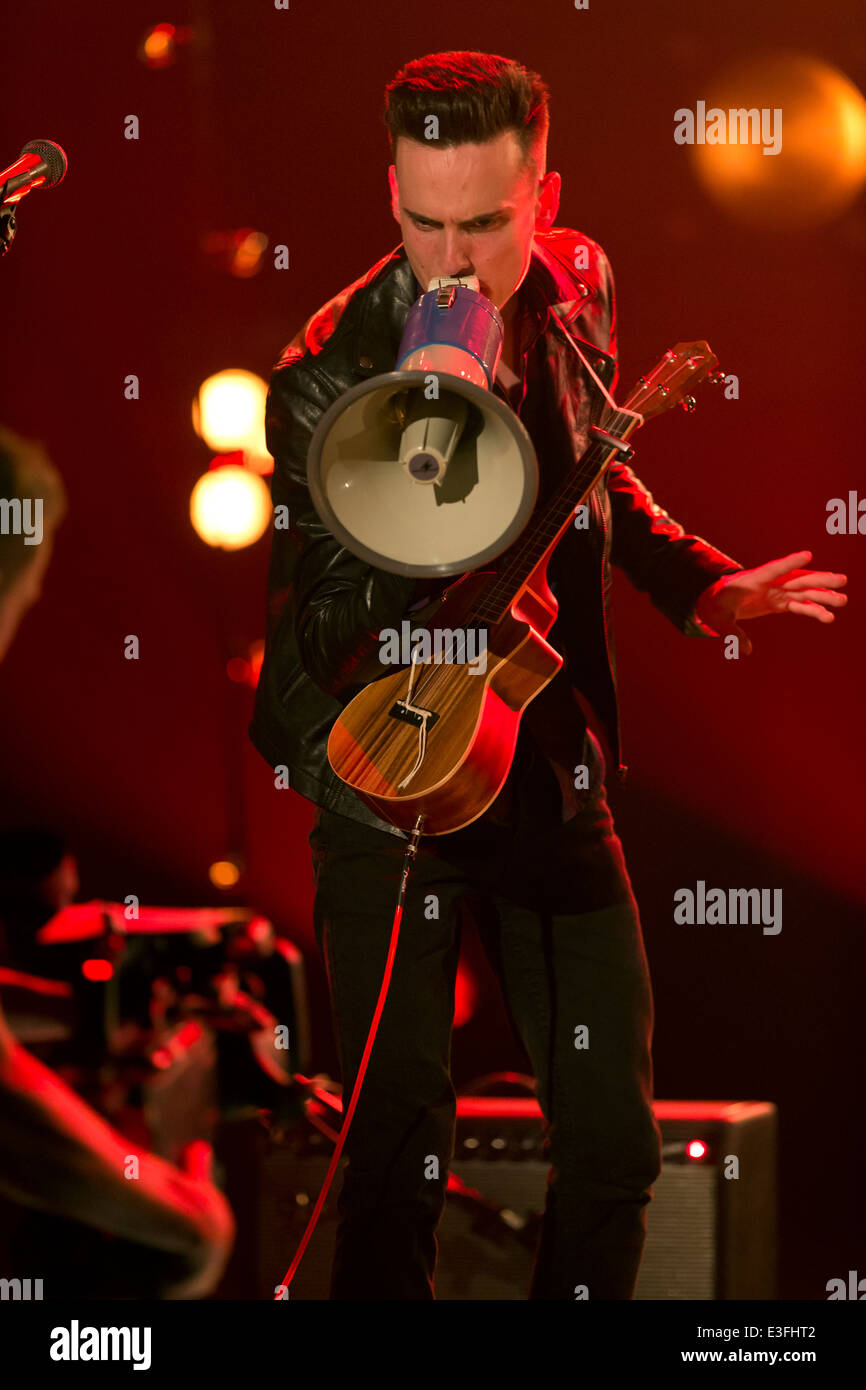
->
[0, 425, 66, 597]
[384, 51, 550, 179]
[0, 826, 69, 884]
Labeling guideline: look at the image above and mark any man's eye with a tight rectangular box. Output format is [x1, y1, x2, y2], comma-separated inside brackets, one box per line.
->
[410, 218, 500, 232]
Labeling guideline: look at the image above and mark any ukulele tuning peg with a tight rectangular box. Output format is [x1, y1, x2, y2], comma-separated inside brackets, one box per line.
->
[707, 370, 726, 385]
[680, 395, 697, 412]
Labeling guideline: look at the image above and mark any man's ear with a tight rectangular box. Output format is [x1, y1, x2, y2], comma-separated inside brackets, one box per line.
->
[535, 170, 561, 231]
[387, 165, 401, 225]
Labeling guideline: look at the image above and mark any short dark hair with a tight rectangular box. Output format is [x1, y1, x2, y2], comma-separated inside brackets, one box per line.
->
[384, 51, 550, 179]
[0, 826, 69, 883]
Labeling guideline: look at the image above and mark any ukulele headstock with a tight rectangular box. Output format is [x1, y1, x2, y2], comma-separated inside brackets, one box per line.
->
[626, 341, 722, 422]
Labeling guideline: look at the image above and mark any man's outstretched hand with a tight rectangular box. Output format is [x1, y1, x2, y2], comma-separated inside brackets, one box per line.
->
[695, 551, 848, 656]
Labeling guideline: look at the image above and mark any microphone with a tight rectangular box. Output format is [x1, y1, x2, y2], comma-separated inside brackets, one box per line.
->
[0, 140, 68, 206]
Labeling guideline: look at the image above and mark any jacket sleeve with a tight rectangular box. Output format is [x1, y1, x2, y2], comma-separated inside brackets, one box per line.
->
[607, 460, 745, 635]
[596, 251, 745, 636]
[265, 354, 434, 699]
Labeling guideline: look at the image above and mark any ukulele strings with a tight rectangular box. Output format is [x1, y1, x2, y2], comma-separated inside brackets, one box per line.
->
[385, 340, 696, 763]
[400, 409, 627, 714]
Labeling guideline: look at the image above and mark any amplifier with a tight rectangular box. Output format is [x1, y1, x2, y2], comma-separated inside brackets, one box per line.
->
[219, 1098, 777, 1300]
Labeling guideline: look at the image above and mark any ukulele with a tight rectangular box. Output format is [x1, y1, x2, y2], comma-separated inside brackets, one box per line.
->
[327, 342, 722, 835]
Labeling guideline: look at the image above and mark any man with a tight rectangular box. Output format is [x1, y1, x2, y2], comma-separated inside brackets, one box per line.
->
[250, 51, 847, 1299]
[0, 826, 79, 974]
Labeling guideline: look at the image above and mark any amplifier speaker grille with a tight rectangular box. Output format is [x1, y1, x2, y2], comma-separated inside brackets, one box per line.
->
[217, 1099, 776, 1300]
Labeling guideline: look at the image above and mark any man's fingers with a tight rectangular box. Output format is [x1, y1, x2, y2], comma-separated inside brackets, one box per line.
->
[755, 550, 813, 580]
[783, 587, 847, 605]
[783, 571, 848, 591]
[787, 600, 835, 621]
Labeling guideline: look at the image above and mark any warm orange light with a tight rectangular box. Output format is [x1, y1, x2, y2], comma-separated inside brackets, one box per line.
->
[242, 449, 274, 478]
[226, 639, 265, 689]
[247, 639, 265, 686]
[201, 228, 269, 278]
[144, 25, 174, 66]
[192, 369, 269, 461]
[209, 858, 242, 888]
[139, 23, 193, 70]
[232, 230, 268, 277]
[190, 463, 271, 550]
[691, 53, 866, 228]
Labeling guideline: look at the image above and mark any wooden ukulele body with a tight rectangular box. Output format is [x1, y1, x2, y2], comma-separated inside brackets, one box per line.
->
[325, 341, 719, 836]
[327, 562, 562, 835]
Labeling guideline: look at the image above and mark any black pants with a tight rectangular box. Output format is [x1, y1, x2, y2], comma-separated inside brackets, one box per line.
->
[307, 730, 662, 1299]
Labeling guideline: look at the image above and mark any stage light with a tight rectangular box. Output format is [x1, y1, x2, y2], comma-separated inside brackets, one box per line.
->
[81, 958, 113, 982]
[139, 23, 192, 70]
[690, 53, 866, 228]
[241, 449, 273, 478]
[687, 1139, 708, 1160]
[453, 961, 478, 1028]
[190, 462, 271, 550]
[247, 639, 264, 686]
[209, 857, 242, 889]
[192, 369, 269, 461]
[226, 656, 248, 683]
[225, 639, 265, 687]
[201, 227, 269, 278]
[247, 915, 272, 945]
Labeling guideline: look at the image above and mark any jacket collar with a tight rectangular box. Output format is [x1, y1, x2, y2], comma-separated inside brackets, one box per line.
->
[351, 235, 604, 377]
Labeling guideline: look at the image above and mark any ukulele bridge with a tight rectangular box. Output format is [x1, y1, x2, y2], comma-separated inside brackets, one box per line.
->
[389, 701, 440, 730]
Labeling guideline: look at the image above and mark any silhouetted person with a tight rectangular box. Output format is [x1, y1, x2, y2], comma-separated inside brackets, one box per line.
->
[0, 425, 234, 1297]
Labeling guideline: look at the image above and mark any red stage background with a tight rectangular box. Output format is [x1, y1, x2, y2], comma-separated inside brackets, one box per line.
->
[1, 0, 864, 1298]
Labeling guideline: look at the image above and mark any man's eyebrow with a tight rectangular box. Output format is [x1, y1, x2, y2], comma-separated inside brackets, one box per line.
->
[402, 208, 508, 227]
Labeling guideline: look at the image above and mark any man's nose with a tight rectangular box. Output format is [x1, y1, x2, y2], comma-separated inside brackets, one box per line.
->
[441, 229, 472, 279]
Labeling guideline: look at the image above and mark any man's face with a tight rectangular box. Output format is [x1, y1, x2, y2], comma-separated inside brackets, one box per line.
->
[388, 129, 560, 313]
[42, 852, 80, 912]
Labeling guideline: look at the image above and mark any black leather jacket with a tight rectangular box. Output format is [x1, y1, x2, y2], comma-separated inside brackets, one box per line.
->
[249, 228, 744, 839]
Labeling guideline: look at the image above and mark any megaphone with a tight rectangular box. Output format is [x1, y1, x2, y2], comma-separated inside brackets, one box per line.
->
[306, 275, 538, 577]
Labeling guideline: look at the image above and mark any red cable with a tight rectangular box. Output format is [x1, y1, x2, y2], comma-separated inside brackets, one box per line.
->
[273, 816, 424, 1298]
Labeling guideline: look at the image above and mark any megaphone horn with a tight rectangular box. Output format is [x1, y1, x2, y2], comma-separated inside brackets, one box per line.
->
[306, 275, 539, 578]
